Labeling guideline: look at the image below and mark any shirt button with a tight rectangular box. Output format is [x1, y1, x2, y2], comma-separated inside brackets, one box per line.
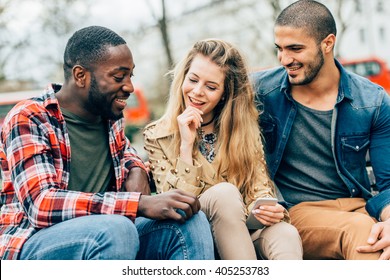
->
[185, 168, 190, 173]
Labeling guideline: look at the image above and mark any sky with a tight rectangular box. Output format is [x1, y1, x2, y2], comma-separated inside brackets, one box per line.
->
[2, 0, 210, 86]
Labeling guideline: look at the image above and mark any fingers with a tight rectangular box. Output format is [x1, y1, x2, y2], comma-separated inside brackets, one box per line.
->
[178, 106, 203, 128]
[356, 222, 390, 259]
[355, 241, 389, 259]
[139, 189, 200, 222]
[253, 204, 284, 225]
[168, 189, 200, 215]
[160, 206, 186, 223]
[379, 247, 390, 260]
[366, 222, 383, 245]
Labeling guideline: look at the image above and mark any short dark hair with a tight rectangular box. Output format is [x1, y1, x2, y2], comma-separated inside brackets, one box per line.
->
[63, 25, 126, 81]
[275, 0, 337, 44]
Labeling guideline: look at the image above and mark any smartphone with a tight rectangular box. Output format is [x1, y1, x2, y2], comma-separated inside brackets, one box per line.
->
[246, 197, 278, 230]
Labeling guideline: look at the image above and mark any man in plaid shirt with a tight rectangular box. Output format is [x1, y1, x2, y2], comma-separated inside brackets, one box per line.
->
[0, 26, 214, 260]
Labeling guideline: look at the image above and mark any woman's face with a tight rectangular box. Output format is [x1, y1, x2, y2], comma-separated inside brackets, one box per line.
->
[182, 54, 225, 123]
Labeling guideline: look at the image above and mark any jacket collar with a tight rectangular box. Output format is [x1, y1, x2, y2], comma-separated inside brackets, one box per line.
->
[279, 59, 354, 103]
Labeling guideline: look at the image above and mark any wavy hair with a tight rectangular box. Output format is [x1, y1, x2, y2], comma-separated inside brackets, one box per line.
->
[158, 38, 271, 204]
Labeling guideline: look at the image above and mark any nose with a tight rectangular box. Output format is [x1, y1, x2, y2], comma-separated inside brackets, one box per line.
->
[122, 76, 134, 94]
[192, 83, 204, 96]
[278, 51, 294, 66]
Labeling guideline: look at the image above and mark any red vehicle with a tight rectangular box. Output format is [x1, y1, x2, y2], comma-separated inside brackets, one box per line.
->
[340, 57, 390, 93]
[123, 87, 151, 126]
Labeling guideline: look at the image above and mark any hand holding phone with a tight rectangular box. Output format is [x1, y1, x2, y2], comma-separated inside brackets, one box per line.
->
[246, 197, 278, 229]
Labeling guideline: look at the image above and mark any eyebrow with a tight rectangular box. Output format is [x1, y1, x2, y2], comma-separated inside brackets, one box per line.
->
[275, 43, 305, 49]
[115, 64, 135, 71]
[189, 72, 221, 86]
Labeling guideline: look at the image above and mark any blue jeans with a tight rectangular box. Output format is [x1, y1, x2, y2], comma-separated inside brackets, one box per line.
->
[19, 212, 214, 260]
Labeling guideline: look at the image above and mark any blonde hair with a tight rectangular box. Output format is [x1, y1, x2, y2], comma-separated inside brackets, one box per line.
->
[158, 38, 270, 204]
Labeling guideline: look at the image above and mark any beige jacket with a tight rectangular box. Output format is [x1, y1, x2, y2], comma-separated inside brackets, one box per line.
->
[143, 122, 290, 221]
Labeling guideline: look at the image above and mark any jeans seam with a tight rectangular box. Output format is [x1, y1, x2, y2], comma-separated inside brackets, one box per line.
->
[138, 224, 189, 259]
[22, 239, 100, 260]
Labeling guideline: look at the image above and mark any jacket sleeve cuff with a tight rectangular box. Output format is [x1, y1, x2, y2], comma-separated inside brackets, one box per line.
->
[365, 188, 390, 221]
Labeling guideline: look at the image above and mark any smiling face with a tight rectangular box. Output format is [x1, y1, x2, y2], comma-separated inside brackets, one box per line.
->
[84, 44, 135, 120]
[274, 25, 325, 86]
[182, 54, 225, 123]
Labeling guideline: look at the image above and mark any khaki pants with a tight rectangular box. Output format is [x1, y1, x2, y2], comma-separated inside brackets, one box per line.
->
[199, 182, 302, 260]
[289, 198, 381, 259]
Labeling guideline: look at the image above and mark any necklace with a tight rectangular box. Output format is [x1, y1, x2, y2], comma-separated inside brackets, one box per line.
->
[201, 117, 215, 127]
[198, 117, 215, 136]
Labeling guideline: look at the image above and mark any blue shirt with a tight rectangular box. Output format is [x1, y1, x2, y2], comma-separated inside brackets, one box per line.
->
[252, 60, 390, 220]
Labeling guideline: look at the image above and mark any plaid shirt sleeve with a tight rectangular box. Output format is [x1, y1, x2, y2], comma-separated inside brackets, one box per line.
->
[2, 101, 141, 229]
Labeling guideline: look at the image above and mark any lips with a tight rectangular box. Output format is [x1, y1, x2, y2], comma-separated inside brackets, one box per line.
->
[115, 97, 127, 104]
[189, 96, 205, 106]
[114, 97, 128, 110]
[286, 64, 303, 75]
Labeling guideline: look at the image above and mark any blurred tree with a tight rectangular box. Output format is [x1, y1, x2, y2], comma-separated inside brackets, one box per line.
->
[146, 0, 174, 69]
[38, 0, 92, 81]
[332, 0, 359, 58]
[0, 0, 29, 85]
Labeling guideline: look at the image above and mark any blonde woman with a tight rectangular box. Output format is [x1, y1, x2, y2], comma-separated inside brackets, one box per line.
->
[143, 39, 302, 259]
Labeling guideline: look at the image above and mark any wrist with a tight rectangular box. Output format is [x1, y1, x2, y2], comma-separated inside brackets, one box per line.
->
[179, 144, 193, 165]
[137, 194, 148, 217]
[380, 205, 390, 222]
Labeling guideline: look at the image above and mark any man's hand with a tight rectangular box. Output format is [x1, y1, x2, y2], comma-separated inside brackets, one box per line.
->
[124, 167, 151, 195]
[137, 189, 201, 223]
[356, 219, 390, 260]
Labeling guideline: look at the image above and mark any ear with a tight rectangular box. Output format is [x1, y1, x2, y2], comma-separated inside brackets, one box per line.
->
[322, 34, 336, 54]
[72, 65, 89, 88]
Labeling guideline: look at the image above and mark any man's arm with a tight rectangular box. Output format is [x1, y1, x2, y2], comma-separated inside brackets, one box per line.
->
[2, 107, 141, 228]
[365, 91, 390, 220]
[124, 166, 151, 195]
[137, 189, 201, 223]
[357, 92, 390, 260]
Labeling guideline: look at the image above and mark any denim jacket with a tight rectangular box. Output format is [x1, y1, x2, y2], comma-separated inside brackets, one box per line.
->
[252, 60, 390, 220]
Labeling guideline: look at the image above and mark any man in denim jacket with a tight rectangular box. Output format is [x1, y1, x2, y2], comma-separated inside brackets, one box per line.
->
[253, 0, 390, 259]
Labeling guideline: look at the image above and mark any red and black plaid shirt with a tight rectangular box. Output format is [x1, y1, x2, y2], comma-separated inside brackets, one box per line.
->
[0, 84, 146, 259]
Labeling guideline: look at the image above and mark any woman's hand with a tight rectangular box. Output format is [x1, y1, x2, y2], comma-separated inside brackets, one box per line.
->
[177, 106, 203, 146]
[252, 203, 285, 226]
[177, 106, 203, 165]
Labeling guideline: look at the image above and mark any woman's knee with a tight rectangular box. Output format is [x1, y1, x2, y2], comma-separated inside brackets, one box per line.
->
[201, 182, 243, 208]
[256, 222, 303, 260]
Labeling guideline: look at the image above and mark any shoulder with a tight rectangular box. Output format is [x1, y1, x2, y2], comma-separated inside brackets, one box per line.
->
[251, 66, 287, 92]
[341, 68, 388, 107]
[5, 98, 47, 125]
[251, 67, 289, 103]
[144, 119, 173, 140]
